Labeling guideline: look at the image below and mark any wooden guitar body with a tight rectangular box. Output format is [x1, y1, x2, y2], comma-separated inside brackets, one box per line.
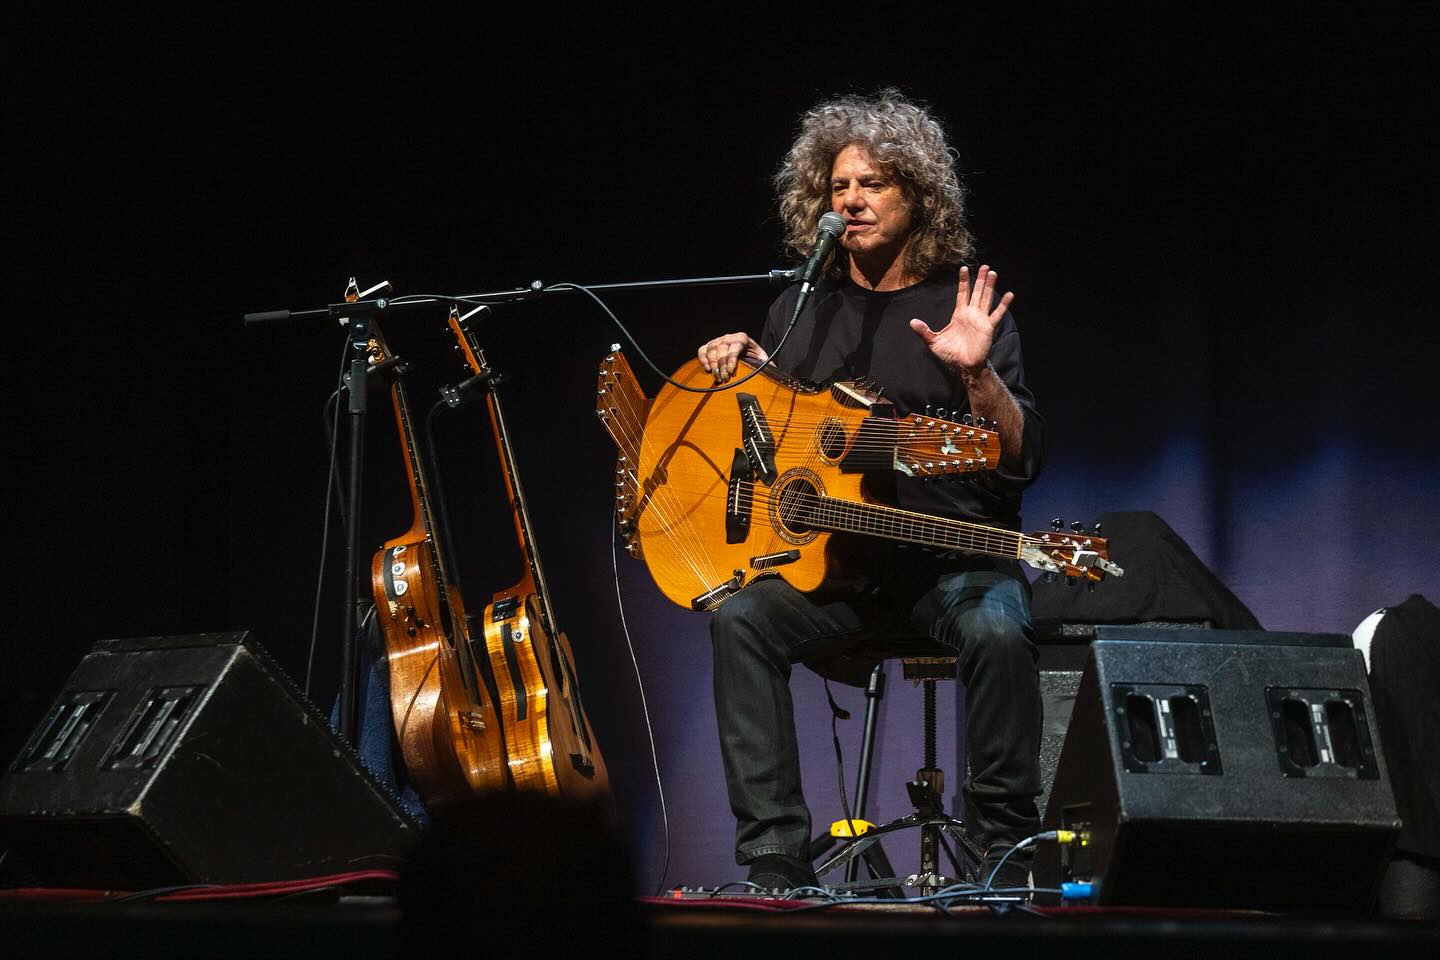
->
[372, 536, 505, 808]
[633, 358, 995, 610]
[480, 579, 611, 800]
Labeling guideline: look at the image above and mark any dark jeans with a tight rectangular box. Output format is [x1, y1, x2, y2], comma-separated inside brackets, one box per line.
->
[711, 559, 1042, 865]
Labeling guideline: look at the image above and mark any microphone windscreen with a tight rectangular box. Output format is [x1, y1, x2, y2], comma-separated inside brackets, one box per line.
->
[817, 211, 846, 237]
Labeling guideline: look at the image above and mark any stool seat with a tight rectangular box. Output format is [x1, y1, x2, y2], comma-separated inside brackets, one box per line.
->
[806, 635, 957, 687]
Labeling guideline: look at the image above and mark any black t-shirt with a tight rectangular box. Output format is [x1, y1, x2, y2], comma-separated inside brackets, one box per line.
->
[760, 268, 1045, 533]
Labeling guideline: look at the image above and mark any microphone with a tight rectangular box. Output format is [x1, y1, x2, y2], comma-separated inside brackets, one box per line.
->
[796, 211, 846, 294]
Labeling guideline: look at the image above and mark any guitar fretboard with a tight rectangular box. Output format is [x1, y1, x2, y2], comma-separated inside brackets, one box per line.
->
[794, 495, 1024, 560]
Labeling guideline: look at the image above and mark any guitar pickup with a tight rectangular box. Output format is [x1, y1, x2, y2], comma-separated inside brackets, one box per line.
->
[749, 549, 800, 570]
[491, 595, 521, 621]
[726, 448, 753, 543]
[737, 393, 777, 483]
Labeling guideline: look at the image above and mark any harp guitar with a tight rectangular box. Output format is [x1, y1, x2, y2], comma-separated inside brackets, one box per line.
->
[595, 352, 1121, 611]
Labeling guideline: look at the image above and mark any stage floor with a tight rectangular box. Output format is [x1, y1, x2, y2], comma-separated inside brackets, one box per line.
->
[3, 892, 1437, 959]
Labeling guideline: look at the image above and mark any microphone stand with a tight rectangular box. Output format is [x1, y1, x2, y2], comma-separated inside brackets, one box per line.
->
[245, 268, 795, 747]
[243, 270, 797, 327]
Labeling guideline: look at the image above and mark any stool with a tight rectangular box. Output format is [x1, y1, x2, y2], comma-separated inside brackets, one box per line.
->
[808, 643, 984, 897]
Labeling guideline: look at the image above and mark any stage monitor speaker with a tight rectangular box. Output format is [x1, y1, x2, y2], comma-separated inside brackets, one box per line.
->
[1035, 627, 1400, 911]
[0, 632, 420, 888]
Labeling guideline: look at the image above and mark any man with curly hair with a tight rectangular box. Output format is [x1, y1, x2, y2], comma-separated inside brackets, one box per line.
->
[696, 89, 1046, 894]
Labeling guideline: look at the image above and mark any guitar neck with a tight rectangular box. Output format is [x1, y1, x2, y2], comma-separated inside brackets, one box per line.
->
[806, 495, 1023, 561]
[486, 379, 557, 627]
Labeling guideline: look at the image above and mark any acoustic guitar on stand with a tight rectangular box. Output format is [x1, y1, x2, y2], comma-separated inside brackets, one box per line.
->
[446, 307, 609, 800]
[360, 281, 508, 809]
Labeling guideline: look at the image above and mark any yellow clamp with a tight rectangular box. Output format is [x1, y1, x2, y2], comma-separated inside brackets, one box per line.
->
[829, 819, 876, 838]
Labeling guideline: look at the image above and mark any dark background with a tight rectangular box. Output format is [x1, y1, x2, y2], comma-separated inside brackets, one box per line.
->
[9, 9, 1438, 888]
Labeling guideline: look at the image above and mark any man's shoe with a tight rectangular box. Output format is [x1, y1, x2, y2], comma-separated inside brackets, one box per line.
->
[746, 854, 819, 893]
[980, 844, 1032, 894]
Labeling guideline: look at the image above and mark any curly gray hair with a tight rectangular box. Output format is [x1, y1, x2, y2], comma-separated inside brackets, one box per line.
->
[775, 89, 974, 281]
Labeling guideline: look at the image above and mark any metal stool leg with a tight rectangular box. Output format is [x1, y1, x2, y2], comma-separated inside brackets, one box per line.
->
[809, 664, 899, 888]
[847, 664, 897, 884]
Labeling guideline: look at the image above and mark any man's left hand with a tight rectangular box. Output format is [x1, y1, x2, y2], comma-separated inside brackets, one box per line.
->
[908, 264, 1014, 373]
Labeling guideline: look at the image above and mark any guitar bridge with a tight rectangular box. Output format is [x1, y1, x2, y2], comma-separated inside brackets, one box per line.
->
[727, 448, 754, 543]
[690, 571, 745, 611]
[750, 549, 800, 569]
[737, 393, 777, 483]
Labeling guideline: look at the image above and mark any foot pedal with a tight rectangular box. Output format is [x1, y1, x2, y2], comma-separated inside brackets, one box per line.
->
[829, 818, 875, 838]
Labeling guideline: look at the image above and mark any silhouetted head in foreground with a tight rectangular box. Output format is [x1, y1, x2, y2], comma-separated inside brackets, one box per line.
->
[399, 792, 644, 956]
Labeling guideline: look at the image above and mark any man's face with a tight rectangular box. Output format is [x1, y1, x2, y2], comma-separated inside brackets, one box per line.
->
[830, 143, 913, 265]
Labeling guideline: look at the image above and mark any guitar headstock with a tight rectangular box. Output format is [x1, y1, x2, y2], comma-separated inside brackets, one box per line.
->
[1019, 520, 1124, 582]
[595, 347, 651, 558]
[446, 305, 487, 377]
[341, 276, 392, 367]
[596, 346, 649, 426]
[897, 411, 1001, 477]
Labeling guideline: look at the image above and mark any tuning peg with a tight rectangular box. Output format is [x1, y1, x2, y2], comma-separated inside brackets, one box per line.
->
[1092, 522, 1103, 535]
[925, 403, 933, 416]
[960, 413, 973, 425]
[974, 416, 988, 429]
[1087, 582, 1097, 593]
[1070, 521, 1084, 534]
[1051, 518, 1064, 531]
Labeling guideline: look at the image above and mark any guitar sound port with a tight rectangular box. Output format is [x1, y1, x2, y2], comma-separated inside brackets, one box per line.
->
[817, 418, 847, 460]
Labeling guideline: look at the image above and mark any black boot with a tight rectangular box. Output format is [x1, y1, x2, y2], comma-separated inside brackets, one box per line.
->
[980, 843, 1033, 895]
[746, 854, 819, 893]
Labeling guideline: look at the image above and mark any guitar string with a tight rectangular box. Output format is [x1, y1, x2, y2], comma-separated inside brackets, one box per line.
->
[747, 481, 1106, 574]
[756, 485, 1105, 569]
[633, 359, 1001, 463]
[600, 363, 727, 587]
[755, 494, 1022, 555]
[598, 363, 727, 591]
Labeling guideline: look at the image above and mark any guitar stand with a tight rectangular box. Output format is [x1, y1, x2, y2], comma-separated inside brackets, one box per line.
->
[811, 659, 986, 898]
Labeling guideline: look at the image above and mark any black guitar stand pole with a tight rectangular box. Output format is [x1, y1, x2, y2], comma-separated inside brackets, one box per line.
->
[335, 285, 393, 746]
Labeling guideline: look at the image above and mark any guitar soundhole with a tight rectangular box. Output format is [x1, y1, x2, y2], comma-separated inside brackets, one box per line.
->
[771, 471, 821, 545]
[817, 419, 847, 460]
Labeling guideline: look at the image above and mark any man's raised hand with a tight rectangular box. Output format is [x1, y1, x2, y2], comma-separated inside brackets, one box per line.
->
[908, 265, 1014, 374]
